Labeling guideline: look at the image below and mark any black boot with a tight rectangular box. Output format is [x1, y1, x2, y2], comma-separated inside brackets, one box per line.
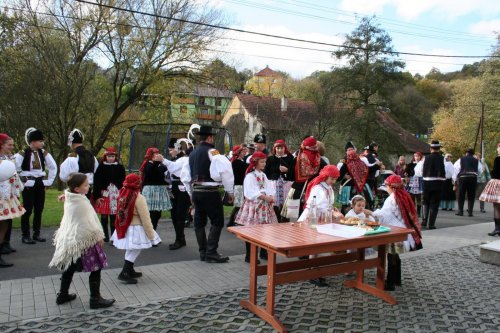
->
[244, 242, 260, 264]
[384, 254, 396, 291]
[195, 227, 207, 261]
[0, 243, 11, 255]
[89, 273, 115, 309]
[488, 219, 500, 236]
[118, 260, 138, 284]
[169, 221, 186, 250]
[421, 205, 429, 227]
[428, 207, 438, 229]
[394, 254, 402, 286]
[0, 244, 13, 268]
[130, 262, 142, 278]
[56, 276, 77, 304]
[259, 248, 268, 260]
[2, 242, 16, 254]
[100, 215, 109, 242]
[416, 205, 422, 218]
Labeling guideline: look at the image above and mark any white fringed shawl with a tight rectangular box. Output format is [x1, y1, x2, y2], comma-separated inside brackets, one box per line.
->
[49, 190, 104, 271]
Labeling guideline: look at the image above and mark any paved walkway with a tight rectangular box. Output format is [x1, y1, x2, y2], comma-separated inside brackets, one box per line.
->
[1, 219, 499, 331]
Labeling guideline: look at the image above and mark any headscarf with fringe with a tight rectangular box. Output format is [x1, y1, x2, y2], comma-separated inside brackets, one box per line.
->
[115, 173, 141, 239]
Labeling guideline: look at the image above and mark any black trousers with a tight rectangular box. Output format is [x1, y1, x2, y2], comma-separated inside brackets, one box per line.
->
[171, 186, 191, 242]
[457, 177, 477, 213]
[192, 190, 224, 256]
[21, 178, 45, 237]
[422, 181, 443, 227]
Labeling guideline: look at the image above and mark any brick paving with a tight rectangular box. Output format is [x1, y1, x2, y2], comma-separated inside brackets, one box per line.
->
[1, 244, 499, 332]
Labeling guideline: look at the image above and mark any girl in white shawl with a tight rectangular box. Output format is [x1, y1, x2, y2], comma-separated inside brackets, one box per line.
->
[49, 173, 115, 309]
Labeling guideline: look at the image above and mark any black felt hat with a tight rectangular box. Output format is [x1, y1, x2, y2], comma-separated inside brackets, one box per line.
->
[168, 138, 177, 149]
[254, 133, 266, 144]
[430, 140, 441, 149]
[345, 141, 356, 151]
[25, 128, 44, 144]
[197, 125, 215, 136]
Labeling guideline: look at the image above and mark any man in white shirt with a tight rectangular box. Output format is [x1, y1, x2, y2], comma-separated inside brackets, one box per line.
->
[15, 128, 57, 244]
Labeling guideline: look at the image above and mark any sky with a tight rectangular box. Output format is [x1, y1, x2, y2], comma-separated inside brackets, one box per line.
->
[208, 0, 500, 78]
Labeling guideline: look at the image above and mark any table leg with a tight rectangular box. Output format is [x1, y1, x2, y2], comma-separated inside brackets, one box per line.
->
[240, 249, 286, 332]
[355, 248, 365, 283]
[249, 243, 258, 303]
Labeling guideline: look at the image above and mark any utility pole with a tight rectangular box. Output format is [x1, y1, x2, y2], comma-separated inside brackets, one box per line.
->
[480, 101, 485, 159]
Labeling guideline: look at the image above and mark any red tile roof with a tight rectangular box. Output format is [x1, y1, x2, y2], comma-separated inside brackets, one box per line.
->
[255, 66, 281, 77]
[236, 93, 316, 130]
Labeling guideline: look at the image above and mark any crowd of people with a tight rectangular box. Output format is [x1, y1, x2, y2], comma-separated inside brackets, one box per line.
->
[0, 124, 499, 303]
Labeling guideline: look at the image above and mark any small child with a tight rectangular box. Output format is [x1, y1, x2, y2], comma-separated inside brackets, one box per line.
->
[111, 173, 161, 284]
[49, 173, 115, 309]
[345, 195, 375, 221]
[235, 152, 277, 262]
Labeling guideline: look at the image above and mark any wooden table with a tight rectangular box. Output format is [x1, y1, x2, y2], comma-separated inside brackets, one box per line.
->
[228, 223, 412, 333]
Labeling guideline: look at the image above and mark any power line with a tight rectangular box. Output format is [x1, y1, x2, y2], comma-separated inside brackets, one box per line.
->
[73, 0, 499, 59]
[3, 5, 471, 66]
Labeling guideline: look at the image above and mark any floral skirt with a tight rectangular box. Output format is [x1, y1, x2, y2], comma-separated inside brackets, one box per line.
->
[235, 199, 278, 226]
[234, 185, 244, 208]
[408, 176, 423, 195]
[111, 225, 162, 250]
[94, 184, 119, 215]
[479, 179, 500, 203]
[272, 178, 293, 207]
[142, 185, 172, 211]
[0, 197, 25, 220]
[81, 244, 108, 272]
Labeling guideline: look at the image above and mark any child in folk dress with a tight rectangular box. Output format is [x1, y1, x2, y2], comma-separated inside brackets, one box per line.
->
[111, 173, 161, 284]
[93, 147, 126, 242]
[49, 173, 115, 309]
[298, 165, 343, 287]
[235, 152, 277, 262]
[345, 195, 376, 221]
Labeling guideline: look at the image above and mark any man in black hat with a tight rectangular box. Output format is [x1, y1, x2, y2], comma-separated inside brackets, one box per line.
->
[361, 143, 382, 207]
[181, 125, 234, 263]
[60, 129, 98, 199]
[415, 140, 446, 229]
[453, 148, 483, 217]
[253, 133, 268, 155]
[15, 128, 58, 244]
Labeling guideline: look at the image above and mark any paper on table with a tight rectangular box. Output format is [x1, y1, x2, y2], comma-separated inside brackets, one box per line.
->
[316, 223, 366, 238]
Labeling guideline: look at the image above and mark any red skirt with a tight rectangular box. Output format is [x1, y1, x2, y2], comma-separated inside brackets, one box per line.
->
[94, 184, 119, 215]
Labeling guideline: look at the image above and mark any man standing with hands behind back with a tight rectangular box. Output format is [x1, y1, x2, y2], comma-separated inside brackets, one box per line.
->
[181, 125, 234, 263]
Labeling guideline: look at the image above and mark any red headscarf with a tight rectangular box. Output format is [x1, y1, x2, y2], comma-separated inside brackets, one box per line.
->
[230, 145, 243, 162]
[345, 149, 368, 193]
[139, 147, 160, 182]
[272, 139, 291, 156]
[385, 175, 422, 249]
[0, 133, 11, 145]
[101, 147, 118, 163]
[295, 136, 321, 182]
[304, 165, 340, 205]
[246, 151, 267, 175]
[115, 173, 142, 239]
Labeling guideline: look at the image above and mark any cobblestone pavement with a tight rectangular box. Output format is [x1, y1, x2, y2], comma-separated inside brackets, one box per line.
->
[1, 245, 499, 333]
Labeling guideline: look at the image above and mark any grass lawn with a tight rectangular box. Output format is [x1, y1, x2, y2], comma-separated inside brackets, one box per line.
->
[13, 189, 235, 228]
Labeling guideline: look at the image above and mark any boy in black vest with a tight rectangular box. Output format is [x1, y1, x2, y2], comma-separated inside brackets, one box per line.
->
[453, 148, 482, 217]
[15, 128, 58, 244]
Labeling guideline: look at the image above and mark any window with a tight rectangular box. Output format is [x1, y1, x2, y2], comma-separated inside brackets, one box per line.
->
[215, 109, 222, 116]
[180, 105, 187, 113]
[215, 97, 222, 106]
[199, 97, 205, 105]
[201, 108, 209, 115]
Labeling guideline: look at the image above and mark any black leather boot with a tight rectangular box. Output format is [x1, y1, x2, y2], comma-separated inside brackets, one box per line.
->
[89, 274, 115, 309]
[118, 260, 138, 284]
[384, 254, 396, 291]
[130, 262, 142, 278]
[488, 219, 500, 236]
[195, 227, 207, 261]
[394, 254, 402, 286]
[0, 245, 13, 268]
[2, 242, 16, 254]
[56, 276, 77, 305]
[421, 205, 429, 227]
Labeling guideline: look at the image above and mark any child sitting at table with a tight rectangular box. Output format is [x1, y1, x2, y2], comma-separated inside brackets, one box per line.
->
[345, 195, 376, 221]
[372, 175, 423, 291]
[298, 165, 343, 287]
[235, 152, 277, 263]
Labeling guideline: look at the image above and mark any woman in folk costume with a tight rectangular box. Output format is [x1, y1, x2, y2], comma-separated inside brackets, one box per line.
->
[291, 136, 327, 216]
[337, 143, 373, 214]
[0, 133, 25, 262]
[139, 147, 172, 231]
[265, 139, 294, 222]
[93, 147, 126, 242]
[372, 175, 423, 291]
[483, 143, 500, 236]
[111, 174, 161, 284]
[235, 152, 277, 262]
[227, 144, 248, 227]
[405, 152, 424, 217]
[49, 173, 115, 309]
[439, 153, 456, 211]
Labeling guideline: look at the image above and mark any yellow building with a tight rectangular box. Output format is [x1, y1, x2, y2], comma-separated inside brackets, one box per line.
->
[244, 66, 285, 97]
